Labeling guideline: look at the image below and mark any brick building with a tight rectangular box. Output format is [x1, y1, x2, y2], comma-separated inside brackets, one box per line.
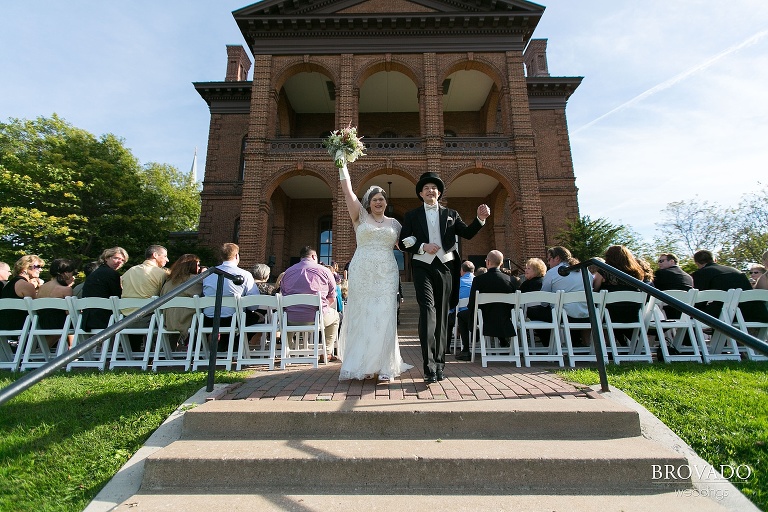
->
[194, 0, 582, 279]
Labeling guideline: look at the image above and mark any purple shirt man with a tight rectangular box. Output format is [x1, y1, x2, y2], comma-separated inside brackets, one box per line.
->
[280, 246, 340, 359]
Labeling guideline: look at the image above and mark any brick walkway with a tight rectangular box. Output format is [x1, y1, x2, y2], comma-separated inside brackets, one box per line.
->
[217, 335, 599, 401]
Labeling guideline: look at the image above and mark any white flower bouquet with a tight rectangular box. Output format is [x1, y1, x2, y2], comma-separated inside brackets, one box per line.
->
[323, 123, 366, 168]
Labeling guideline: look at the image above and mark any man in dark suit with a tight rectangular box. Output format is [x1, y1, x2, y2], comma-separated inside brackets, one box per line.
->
[400, 172, 490, 383]
[692, 250, 768, 322]
[455, 250, 518, 360]
[653, 253, 694, 319]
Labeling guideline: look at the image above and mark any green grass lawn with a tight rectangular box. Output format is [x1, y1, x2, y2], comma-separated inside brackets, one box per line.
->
[557, 361, 768, 510]
[1, 363, 766, 511]
[0, 371, 244, 512]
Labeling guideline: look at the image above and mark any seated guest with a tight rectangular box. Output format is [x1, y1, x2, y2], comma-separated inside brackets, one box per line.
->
[73, 261, 99, 299]
[448, 260, 475, 339]
[37, 258, 77, 348]
[121, 245, 169, 351]
[474, 267, 487, 277]
[280, 246, 339, 362]
[519, 257, 546, 293]
[202, 243, 258, 351]
[81, 247, 128, 330]
[252, 263, 276, 296]
[636, 257, 654, 284]
[692, 249, 768, 322]
[749, 265, 766, 288]
[0, 261, 11, 293]
[595, 245, 645, 327]
[455, 250, 518, 361]
[0, 255, 44, 331]
[160, 254, 202, 348]
[653, 253, 693, 319]
[755, 251, 768, 290]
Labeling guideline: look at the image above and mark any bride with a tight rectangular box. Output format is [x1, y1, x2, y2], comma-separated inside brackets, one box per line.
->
[337, 166, 412, 381]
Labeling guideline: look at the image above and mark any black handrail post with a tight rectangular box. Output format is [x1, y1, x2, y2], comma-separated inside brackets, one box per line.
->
[580, 267, 609, 392]
[206, 274, 224, 392]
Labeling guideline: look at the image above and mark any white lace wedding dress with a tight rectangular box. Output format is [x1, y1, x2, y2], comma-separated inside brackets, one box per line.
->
[338, 208, 412, 380]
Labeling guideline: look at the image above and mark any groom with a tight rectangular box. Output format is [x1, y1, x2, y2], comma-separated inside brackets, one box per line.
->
[400, 172, 490, 383]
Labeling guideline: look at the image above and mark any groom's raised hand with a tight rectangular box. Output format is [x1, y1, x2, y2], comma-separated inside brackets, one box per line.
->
[477, 204, 491, 221]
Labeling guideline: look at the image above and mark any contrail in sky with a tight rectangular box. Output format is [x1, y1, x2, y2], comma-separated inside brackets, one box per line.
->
[572, 29, 768, 134]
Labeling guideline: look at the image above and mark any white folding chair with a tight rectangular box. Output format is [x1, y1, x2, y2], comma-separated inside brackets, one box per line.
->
[109, 297, 158, 370]
[646, 289, 702, 363]
[560, 290, 608, 367]
[191, 295, 239, 371]
[20, 297, 75, 371]
[732, 289, 768, 361]
[518, 290, 564, 367]
[693, 289, 741, 363]
[67, 296, 116, 371]
[280, 292, 324, 369]
[237, 294, 280, 370]
[470, 291, 520, 368]
[0, 298, 32, 371]
[152, 296, 198, 371]
[450, 297, 469, 355]
[602, 291, 653, 364]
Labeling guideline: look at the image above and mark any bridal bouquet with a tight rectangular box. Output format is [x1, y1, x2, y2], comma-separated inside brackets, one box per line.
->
[323, 123, 366, 168]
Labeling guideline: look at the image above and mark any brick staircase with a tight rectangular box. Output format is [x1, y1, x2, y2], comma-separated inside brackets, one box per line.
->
[117, 399, 729, 511]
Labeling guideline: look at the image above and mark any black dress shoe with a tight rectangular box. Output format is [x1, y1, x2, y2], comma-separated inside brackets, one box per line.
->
[456, 351, 471, 361]
[424, 372, 437, 384]
[436, 370, 445, 381]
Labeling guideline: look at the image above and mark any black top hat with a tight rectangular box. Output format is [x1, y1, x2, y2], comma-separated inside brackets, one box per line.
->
[415, 172, 445, 201]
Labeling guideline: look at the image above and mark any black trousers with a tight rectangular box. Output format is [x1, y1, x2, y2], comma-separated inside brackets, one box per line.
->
[412, 258, 452, 375]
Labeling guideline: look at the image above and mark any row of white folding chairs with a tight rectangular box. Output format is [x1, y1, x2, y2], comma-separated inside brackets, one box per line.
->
[646, 288, 768, 363]
[0, 292, 328, 372]
[465, 288, 768, 368]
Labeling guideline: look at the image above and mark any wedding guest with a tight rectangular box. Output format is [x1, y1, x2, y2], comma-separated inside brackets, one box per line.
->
[0, 261, 11, 293]
[160, 254, 202, 348]
[519, 258, 546, 293]
[37, 258, 77, 348]
[0, 255, 44, 331]
[749, 265, 766, 288]
[81, 247, 128, 330]
[73, 261, 99, 298]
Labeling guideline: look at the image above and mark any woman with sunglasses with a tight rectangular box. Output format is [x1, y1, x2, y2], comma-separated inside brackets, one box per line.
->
[0, 254, 45, 331]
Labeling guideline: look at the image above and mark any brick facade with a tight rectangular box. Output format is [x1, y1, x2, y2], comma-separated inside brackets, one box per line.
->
[194, 0, 582, 279]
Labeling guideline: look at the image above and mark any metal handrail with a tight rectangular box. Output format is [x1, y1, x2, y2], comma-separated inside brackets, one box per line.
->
[559, 258, 768, 393]
[0, 267, 244, 406]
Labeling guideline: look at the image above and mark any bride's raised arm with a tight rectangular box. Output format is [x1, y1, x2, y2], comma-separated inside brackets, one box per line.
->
[339, 164, 362, 225]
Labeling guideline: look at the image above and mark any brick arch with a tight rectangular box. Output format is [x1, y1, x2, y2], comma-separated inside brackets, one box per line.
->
[260, 165, 335, 200]
[444, 165, 516, 202]
[438, 58, 504, 91]
[354, 59, 422, 89]
[271, 59, 337, 94]
[353, 166, 416, 198]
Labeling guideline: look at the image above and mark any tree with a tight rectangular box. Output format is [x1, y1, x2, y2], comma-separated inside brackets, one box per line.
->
[0, 115, 200, 264]
[555, 215, 647, 263]
[655, 199, 728, 257]
[717, 185, 768, 267]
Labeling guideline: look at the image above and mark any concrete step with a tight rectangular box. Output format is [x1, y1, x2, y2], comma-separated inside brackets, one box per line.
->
[181, 400, 641, 440]
[141, 437, 689, 493]
[117, 491, 729, 512]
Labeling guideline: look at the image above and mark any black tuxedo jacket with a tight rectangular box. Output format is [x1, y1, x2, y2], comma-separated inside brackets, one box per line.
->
[692, 262, 768, 321]
[466, 267, 518, 337]
[400, 204, 484, 307]
[653, 265, 694, 291]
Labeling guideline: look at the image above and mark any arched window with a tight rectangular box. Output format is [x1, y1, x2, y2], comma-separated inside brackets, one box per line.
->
[318, 217, 332, 265]
[238, 136, 247, 181]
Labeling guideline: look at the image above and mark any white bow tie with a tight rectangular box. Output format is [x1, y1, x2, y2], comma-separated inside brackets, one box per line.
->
[425, 204, 438, 211]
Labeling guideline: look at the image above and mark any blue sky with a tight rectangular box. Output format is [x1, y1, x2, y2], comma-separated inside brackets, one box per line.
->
[2, 1, 767, 242]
